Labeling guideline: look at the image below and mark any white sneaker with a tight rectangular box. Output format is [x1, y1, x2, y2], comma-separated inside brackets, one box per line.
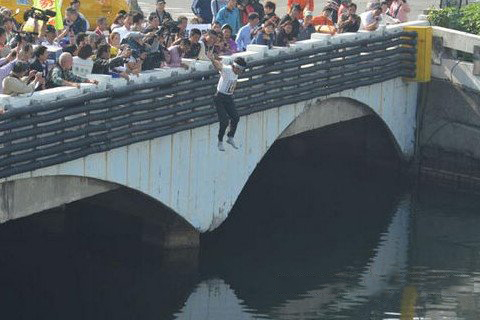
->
[226, 137, 239, 149]
[218, 141, 225, 151]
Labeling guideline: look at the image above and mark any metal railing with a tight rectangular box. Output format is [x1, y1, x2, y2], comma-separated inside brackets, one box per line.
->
[0, 31, 417, 179]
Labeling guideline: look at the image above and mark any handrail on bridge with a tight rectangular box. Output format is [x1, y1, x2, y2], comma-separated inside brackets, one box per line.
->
[0, 30, 418, 180]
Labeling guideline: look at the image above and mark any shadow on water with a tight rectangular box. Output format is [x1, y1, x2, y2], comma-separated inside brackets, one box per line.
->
[199, 116, 409, 318]
[0, 201, 199, 320]
[6, 116, 478, 319]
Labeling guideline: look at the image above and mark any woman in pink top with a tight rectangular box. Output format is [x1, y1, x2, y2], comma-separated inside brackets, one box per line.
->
[389, 0, 410, 23]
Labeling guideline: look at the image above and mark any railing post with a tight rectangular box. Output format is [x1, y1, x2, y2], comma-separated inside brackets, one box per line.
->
[473, 46, 480, 76]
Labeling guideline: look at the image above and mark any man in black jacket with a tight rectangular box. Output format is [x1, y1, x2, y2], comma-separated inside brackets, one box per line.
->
[192, 0, 212, 23]
[92, 44, 128, 79]
[30, 45, 50, 90]
[30, 46, 49, 78]
[156, 0, 173, 25]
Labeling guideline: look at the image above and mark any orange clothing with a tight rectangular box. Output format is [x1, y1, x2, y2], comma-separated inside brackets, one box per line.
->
[287, 0, 314, 19]
[312, 15, 334, 27]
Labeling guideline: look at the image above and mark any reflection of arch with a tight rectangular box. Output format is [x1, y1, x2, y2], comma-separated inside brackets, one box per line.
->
[180, 199, 411, 319]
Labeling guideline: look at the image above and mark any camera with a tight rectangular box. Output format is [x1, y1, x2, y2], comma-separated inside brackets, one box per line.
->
[12, 30, 38, 44]
[23, 7, 56, 23]
[162, 20, 180, 35]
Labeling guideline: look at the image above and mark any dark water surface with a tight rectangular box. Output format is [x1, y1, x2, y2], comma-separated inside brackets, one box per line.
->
[1, 118, 480, 319]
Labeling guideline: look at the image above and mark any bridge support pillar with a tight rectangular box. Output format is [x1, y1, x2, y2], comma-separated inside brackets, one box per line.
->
[141, 219, 199, 249]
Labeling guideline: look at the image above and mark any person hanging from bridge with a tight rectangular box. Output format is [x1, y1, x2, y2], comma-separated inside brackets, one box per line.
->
[207, 51, 247, 151]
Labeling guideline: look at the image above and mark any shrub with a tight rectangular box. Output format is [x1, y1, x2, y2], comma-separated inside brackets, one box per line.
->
[428, 3, 480, 35]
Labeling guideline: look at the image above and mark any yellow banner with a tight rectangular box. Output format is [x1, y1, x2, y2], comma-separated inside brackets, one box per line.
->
[32, 0, 64, 30]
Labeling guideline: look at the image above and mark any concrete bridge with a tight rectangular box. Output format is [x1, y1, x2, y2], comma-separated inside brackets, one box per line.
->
[0, 25, 422, 241]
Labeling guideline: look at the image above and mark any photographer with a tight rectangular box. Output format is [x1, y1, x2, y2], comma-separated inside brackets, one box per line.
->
[388, 0, 410, 23]
[3, 61, 44, 96]
[94, 17, 108, 37]
[40, 25, 66, 47]
[197, 29, 218, 61]
[30, 45, 50, 80]
[165, 38, 190, 69]
[131, 12, 145, 32]
[144, 13, 160, 33]
[92, 44, 129, 79]
[184, 28, 202, 58]
[380, 1, 400, 25]
[360, 4, 383, 31]
[63, 7, 87, 35]
[337, 13, 361, 33]
[175, 16, 188, 42]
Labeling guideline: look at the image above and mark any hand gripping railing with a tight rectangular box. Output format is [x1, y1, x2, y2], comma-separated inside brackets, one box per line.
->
[0, 31, 417, 179]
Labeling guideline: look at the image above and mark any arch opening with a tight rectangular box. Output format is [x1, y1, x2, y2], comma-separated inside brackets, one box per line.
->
[200, 97, 410, 309]
[0, 175, 199, 249]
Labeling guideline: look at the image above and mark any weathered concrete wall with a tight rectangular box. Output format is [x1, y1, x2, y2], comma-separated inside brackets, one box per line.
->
[0, 78, 418, 231]
[0, 176, 117, 223]
[418, 78, 480, 178]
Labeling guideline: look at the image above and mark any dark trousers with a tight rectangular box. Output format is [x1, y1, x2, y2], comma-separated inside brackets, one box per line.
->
[213, 92, 239, 142]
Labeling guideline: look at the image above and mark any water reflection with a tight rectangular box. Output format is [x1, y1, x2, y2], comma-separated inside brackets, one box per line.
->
[173, 188, 480, 320]
[174, 197, 411, 320]
[1, 120, 480, 319]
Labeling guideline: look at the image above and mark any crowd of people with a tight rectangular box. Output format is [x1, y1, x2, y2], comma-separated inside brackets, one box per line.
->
[0, 0, 411, 98]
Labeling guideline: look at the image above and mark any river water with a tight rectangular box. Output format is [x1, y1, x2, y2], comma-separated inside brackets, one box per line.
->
[1, 119, 480, 319]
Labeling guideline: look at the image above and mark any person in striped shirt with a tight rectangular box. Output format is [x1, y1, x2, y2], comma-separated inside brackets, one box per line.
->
[207, 51, 247, 151]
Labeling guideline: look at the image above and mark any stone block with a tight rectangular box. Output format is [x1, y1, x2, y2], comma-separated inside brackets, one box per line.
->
[246, 44, 269, 56]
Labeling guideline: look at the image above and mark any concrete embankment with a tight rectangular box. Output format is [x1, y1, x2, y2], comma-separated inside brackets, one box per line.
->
[416, 78, 480, 190]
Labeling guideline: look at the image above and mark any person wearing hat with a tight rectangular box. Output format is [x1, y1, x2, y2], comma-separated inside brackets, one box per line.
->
[287, 0, 314, 20]
[298, 11, 315, 40]
[2, 61, 44, 96]
[207, 51, 247, 151]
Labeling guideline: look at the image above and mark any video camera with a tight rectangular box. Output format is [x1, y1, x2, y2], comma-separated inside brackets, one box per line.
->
[23, 7, 56, 23]
[162, 20, 180, 35]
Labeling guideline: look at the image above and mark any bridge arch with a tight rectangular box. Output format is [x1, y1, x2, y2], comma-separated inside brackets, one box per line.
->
[0, 79, 418, 233]
[278, 97, 404, 160]
[0, 175, 199, 248]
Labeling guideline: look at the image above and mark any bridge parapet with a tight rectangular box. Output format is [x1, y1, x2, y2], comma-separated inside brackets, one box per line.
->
[0, 30, 417, 180]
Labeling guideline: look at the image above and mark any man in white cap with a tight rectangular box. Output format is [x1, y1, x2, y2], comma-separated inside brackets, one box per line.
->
[299, 11, 316, 40]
